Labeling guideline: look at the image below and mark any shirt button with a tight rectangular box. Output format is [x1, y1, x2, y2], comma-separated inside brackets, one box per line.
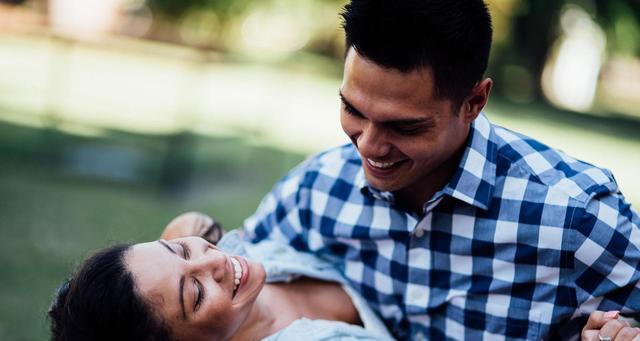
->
[415, 331, 425, 341]
[414, 228, 425, 238]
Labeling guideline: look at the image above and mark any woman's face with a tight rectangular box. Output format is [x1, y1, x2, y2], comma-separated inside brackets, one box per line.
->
[125, 236, 266, 341]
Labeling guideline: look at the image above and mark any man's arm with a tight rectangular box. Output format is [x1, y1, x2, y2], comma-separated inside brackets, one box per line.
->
[160, 212, 225, 243]
[573, 190, 640, 330]
[243, 161, 313, 251]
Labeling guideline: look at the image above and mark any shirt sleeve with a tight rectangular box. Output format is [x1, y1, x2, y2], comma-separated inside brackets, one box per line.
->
[573, 189, 640, 315]
[242, 160, 312, 252]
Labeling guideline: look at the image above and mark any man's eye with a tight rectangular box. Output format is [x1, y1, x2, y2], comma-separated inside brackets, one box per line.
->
[393, 126, 422, 135]
[343, 105, 363, 118]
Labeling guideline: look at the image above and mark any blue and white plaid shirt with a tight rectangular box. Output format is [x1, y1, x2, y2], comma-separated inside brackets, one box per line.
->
[243, 113, 640, 340]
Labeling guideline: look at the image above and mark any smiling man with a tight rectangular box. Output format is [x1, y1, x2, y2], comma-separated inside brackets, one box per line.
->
[243, 0, 640, 340]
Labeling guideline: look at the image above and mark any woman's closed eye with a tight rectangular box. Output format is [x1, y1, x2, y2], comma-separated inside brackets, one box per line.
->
[194, 278, 204, 312]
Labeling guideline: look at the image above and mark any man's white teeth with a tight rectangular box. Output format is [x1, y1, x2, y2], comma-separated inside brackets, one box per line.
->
[367, 159, 396, 169]
[230, 257, 242, 292]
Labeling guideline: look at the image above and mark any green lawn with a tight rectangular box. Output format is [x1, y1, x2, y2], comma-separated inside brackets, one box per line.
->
[0, 123, 304, 340]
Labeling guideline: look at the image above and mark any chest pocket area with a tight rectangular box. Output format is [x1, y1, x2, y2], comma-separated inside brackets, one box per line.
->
[446, 296, 543, 341]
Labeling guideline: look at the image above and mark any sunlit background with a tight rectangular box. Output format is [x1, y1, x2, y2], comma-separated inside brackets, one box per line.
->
[0, 0, 639, 339]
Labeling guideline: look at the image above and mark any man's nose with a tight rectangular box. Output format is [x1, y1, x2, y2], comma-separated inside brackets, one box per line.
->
[188, 249, 227, 283]
[357, 123, 391, 158]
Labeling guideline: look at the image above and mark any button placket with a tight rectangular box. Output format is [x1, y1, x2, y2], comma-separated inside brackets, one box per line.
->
[413, 212, 431, 238]
[406, 212, 432, 311]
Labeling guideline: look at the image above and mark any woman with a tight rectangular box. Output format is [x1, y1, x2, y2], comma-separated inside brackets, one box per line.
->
[49, 212, 393, 341]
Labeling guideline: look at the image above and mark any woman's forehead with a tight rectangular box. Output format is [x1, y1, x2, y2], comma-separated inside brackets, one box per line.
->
[126, 242, 182, 316]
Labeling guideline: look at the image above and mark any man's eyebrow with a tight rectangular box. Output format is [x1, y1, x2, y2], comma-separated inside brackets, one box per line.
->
[157, 240, 187, 320]
[339, 91, 434, 127]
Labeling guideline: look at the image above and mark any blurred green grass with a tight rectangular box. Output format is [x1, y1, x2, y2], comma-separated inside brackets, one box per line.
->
[0, 122, 304, 340]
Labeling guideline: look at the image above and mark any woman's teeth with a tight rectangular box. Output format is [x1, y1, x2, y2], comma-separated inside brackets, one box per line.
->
[230, 257, 242, 294]
[367, 159, 396, 169]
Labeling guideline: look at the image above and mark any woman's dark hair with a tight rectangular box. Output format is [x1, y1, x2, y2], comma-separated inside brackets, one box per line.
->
[341, 0, 493, 109]
[48, 244, 173, 341]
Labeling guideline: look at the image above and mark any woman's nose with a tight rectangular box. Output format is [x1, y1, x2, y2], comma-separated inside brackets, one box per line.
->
[189, 249, 227, 283]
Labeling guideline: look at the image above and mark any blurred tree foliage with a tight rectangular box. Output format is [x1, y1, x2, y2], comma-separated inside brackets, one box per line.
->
[145, 0, 346, 23]
[145, 0, 248, 21]
[492, 0, 639, 101]
[593, 0, 640, 55]
[142, 0, 638, 104]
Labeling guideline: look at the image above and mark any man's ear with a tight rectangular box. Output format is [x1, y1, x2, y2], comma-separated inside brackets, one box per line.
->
[461, 78, 493, 123]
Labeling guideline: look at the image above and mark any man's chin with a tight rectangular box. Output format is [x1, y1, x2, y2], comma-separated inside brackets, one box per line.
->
[364, 176, 402, 193]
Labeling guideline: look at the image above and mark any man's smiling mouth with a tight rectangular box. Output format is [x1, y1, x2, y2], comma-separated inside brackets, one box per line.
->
[367, 158, 399, 169]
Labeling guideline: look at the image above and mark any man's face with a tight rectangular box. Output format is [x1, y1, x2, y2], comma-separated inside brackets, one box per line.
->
[340, 48, 472, 202]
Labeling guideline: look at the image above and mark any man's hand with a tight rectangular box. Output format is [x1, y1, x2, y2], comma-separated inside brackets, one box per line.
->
[160, 211, 225, 244]
[582, 311, 640, 341]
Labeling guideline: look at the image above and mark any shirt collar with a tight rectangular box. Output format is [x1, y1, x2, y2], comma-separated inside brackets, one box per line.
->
[440, 112, 497, 210]
[358, 112, 497, 210]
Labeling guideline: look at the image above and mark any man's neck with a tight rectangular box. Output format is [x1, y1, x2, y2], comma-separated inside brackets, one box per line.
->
[395, 146, 465, 215]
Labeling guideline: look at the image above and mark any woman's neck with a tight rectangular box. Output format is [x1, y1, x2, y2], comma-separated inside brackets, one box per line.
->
[227, 285, 299, 341]
[228, 279, 362, 340]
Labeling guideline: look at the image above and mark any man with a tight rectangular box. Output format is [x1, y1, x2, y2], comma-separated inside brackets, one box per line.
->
[242, 1, 640, 339]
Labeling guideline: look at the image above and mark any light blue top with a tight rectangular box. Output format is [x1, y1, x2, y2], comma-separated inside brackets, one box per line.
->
[217, 230, 394, 341]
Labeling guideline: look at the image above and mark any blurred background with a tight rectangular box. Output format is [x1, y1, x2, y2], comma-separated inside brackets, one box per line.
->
[0, 0, 638, 339]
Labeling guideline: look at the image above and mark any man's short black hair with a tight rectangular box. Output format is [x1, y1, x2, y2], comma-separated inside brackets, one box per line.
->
[341, 0, 493, 109]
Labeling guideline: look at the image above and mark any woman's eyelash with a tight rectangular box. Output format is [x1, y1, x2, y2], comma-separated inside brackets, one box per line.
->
[194, 279, 204, 311]
[178, 241, 191, 259]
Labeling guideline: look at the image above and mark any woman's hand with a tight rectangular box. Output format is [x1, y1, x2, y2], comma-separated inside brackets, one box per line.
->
[582, 311, 640, 341]
[160, 212, 225, 244]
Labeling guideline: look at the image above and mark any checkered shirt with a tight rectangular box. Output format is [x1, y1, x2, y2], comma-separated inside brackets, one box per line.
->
[243, 113, 640, 340]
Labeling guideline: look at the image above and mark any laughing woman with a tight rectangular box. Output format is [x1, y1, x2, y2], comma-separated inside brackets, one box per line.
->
[48, 213, 392, 341]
